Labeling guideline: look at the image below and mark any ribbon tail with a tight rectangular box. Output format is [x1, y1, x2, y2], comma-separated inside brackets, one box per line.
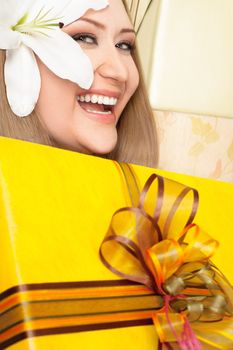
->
[179, 316, 202, 350]
[153, 311, 202, 350]
[158, 340, 176, 350]
[193, 318, 233, 349]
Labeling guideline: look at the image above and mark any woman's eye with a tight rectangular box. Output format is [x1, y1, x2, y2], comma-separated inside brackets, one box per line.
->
[72, 33, 97, 45]
[116, 41, 135, 53]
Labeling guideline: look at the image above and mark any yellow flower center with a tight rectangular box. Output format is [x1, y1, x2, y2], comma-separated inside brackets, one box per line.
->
[11, 7, 61, 36]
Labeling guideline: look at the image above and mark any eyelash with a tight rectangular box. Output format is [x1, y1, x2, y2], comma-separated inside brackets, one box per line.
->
[72, 33, 135, 53]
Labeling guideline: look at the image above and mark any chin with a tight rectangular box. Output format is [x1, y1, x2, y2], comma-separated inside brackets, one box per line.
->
[51, 129, 118, 156]
[84, 135, 118, 156]
[88, 141, 117, 156]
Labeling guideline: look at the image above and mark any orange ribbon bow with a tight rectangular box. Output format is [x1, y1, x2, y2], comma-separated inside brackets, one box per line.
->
[100, 164, 233, 349]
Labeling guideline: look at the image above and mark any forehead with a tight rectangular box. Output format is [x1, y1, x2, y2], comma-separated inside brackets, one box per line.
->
[83, 0, 132, 29]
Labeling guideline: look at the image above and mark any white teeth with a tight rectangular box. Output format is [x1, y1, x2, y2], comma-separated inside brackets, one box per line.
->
[86, 109, 112, 115]
[103, 96, 110, 105]
[97, 96, 104, 104]
[91, 95, 98, 104]
[109, 97, 115, 106]
[85, 95, 91, 103]
[77, 94, 118, 106]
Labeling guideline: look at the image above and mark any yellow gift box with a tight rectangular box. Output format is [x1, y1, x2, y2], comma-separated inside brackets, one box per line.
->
[0, 136, 232, 350]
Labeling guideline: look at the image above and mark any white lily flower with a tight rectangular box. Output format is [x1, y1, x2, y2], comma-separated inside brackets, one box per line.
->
[0, 0, 109, 117]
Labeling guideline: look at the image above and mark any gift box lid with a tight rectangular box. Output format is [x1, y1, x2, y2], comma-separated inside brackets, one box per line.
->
[0, 136, 232, 349]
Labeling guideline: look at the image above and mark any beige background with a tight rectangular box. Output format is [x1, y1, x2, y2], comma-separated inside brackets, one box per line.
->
[126, 0, 233, 183]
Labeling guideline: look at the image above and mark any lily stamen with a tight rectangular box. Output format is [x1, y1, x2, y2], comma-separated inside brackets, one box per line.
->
[12, 8, 61, 35]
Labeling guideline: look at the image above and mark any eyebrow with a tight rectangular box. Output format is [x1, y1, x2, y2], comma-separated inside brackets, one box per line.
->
[78, 18, 136, 35]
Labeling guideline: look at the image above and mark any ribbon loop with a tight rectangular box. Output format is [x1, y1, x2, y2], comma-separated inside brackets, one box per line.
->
[100, 164, 233, 349]
[164, 276, 186, 296]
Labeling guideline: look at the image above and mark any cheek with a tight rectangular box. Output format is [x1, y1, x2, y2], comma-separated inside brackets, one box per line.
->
[35, 61, 81, 144]
[117, 62, 139, 121]
[36, 59, 76, 115]
[128, 61, 140, 97]
[82, 49, 99, 71]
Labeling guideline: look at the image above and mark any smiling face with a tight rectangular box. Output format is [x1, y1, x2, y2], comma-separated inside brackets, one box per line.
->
[35, 0, 139, 154]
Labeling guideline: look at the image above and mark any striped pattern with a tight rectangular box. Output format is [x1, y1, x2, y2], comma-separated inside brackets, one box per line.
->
[0, 280, 211, 349]
[0, 280, 161, 349]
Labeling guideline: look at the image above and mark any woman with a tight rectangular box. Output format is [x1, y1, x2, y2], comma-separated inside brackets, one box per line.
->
[0, 0, 158, 167]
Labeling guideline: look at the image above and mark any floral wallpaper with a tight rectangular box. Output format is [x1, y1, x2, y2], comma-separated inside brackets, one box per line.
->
[155, 111, 233, 183]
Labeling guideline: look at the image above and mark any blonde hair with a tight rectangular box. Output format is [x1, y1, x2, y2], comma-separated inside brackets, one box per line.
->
[0, 4, 158, 167]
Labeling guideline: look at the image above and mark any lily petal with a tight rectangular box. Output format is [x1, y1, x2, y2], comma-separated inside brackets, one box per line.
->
[0, 0, 32, 27]
[0, 29, 21, 49]
[29, 0, 109, 26]
[57, 0, 109, 26]
[22, 30, 94, 89]
[0, 0, 18, 25]
[4, 45, 41, 117]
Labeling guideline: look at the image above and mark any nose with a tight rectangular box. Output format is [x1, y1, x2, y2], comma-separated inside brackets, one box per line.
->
[97, 47, 128, 84]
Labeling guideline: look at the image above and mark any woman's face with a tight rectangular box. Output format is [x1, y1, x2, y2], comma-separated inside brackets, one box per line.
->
[35, 0, 139, 154]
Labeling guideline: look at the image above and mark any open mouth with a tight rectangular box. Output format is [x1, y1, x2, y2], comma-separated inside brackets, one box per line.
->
[77, 95, 117, 116]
